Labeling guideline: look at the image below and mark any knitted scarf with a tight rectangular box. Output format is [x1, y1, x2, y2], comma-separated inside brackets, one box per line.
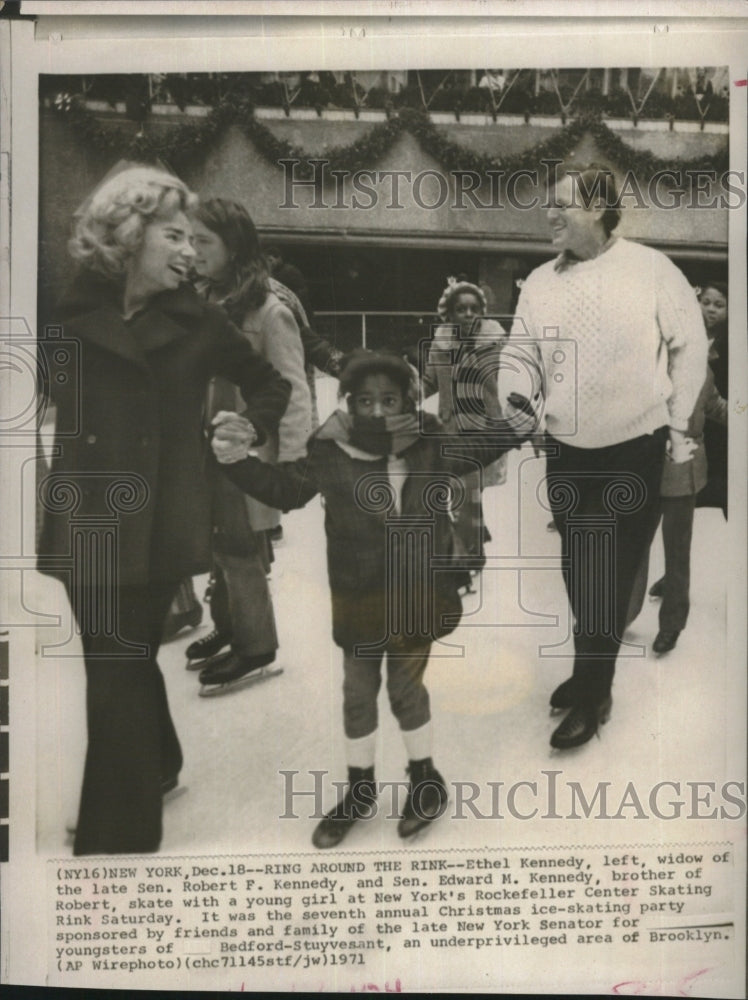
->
[316, 410, 421, 458]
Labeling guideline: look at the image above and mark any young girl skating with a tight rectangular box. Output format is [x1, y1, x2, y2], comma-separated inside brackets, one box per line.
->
[210, 349, 536, 846]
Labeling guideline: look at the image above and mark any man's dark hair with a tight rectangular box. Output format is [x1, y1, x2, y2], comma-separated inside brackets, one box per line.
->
[559, 162, 622, 236]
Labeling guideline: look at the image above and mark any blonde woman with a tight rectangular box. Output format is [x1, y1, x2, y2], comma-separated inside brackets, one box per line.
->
[38, 166, 290, 854]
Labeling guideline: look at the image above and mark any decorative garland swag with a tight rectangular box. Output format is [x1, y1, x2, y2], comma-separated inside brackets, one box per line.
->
[53, 93, 729, 186]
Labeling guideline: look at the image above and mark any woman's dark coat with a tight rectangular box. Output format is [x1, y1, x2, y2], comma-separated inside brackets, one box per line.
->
[37, 272, 291, 587]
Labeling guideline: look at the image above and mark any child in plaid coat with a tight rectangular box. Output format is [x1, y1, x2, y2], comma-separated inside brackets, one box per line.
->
[211, 350, 536, 846]
[422, 278, 510, 570]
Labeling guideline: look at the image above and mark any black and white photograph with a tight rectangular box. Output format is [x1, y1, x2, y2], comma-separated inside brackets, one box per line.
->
[0, 3, 746, 995]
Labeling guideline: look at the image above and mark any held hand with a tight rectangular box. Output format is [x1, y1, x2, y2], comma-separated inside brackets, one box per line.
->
[211, 410, 257, 465]
[505, 392, 540, 438]
[328, 348, 345, 378]
[667, 429, 697, 464]
[531, 430, 547, 459]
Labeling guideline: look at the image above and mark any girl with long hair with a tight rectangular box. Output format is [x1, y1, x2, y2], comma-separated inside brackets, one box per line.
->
[186, 198, 312, 693]
[209, 349, 537, 845]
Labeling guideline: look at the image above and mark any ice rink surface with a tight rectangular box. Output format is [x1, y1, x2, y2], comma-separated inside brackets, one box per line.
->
[33, 375, 734, 856]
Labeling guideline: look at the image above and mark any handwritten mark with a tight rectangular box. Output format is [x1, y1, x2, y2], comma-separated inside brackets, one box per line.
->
[613, 968, 711, 996]
[735, 79, 747, 87]
[351, 981, 402, 993]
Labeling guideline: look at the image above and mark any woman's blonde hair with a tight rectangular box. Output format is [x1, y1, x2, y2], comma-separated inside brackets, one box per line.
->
[68, 165, 197, 279]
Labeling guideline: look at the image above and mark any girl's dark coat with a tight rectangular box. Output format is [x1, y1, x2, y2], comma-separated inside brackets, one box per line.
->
[223, 413, 523, 651]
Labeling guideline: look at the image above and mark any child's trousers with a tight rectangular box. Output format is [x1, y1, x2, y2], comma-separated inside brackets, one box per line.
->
[210, 544, 278, 659]
[342, 644, 432, 739]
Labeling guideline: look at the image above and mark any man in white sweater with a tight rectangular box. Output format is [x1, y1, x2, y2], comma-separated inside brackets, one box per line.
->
[507, 163, 708, 750]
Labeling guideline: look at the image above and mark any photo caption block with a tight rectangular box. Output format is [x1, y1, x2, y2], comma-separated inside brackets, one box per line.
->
[48, 843, 737, 992]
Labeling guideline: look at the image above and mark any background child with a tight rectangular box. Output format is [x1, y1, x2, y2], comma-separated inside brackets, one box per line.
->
[186, 198, 312, 692]
[628, 282, 727, 654]
[695, 281, 728, 518]
[211, 350, 536, 847]
[422, 277, 509, 571]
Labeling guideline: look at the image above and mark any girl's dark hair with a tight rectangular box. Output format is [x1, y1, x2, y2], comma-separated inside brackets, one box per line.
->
[338, 349, 415, 405]
[698, 280, 728, 300]
[193, 198, 269, 319]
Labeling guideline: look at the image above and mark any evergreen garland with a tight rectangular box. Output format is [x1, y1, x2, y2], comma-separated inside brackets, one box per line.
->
[397, 107, 589, 174]
[585, 117, 728, 175]
[50, 93, 729, 184]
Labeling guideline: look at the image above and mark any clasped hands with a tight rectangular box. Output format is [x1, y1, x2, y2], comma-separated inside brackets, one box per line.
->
[211, 411, 257, 464]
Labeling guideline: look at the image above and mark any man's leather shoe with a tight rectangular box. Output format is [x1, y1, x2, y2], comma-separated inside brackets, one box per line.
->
[648, 577, 665, 599]
[550, 698, 612, 750]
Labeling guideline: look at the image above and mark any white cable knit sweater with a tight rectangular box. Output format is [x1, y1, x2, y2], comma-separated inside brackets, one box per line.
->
[508, 238, 709, 449]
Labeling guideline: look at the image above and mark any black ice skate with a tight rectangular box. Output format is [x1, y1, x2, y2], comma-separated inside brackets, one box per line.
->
[397, 758, 448, 839]
[549, 696, 612, 751]
[198, 651, 282, 696]
[185, 629, 231, 670]
[549, 675, 581, 713]
[312, 767, 377, 849]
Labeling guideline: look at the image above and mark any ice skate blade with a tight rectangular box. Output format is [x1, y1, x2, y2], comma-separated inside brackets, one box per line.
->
[199, 665, 284, 697]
